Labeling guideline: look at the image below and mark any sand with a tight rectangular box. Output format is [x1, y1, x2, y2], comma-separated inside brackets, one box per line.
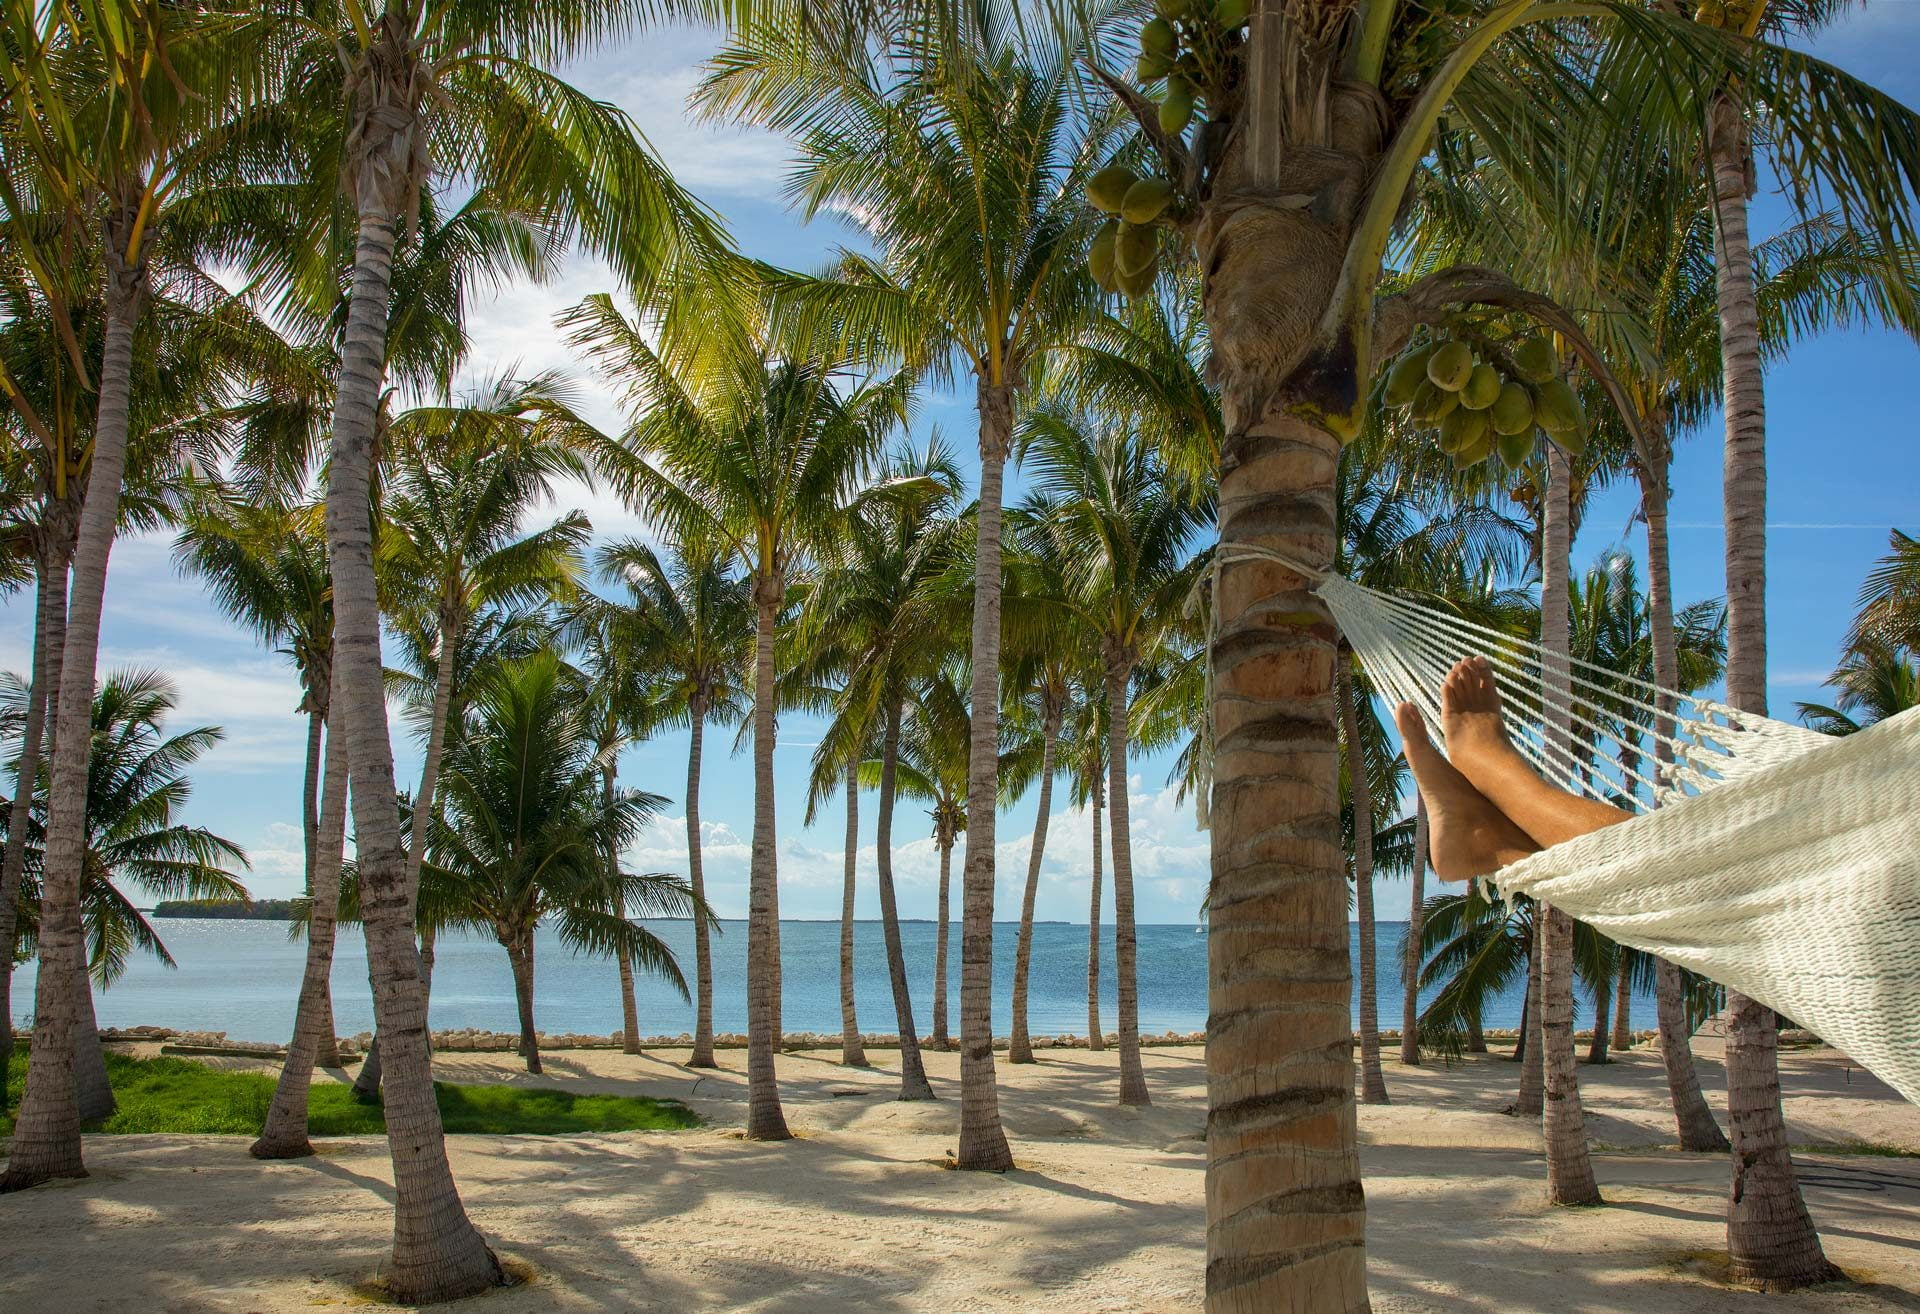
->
[6, 1034, 1920, 1312]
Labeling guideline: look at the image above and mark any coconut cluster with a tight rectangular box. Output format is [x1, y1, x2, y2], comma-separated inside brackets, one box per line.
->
[1381, 331, 1588, 469]
[1085, 0, 1250, 298]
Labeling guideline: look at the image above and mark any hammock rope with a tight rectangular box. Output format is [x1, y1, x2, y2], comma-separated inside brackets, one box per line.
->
[1203, 545, 1920, 1104]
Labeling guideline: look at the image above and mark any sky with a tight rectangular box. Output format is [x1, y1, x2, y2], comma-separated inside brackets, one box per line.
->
[2, 10, 1915, 929]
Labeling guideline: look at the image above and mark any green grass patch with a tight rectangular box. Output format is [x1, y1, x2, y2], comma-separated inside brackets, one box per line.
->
[1, 1052, 699, 1137]
[1801, 1140, 1920, 1159]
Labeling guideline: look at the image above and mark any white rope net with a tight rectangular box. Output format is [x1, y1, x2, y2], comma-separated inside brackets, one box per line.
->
[1217, 546, 1920, 1104]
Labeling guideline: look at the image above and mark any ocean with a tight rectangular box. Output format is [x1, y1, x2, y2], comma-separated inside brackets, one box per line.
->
[12, 917, 1647, 1044]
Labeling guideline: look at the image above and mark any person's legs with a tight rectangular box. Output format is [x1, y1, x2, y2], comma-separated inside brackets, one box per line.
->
[1394, 701, 1540, 881]
[1435, 657, 1633, 850]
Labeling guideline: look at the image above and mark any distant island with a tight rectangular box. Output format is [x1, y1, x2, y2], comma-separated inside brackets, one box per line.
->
[153, 898, 297, 920]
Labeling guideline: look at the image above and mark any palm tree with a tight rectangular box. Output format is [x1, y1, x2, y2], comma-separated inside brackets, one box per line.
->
[1059, 669, 1110, 1051]
[1019, 406, 1209, 1107]
[700, 5, 1120, 1169]
[411, 652, 695, 1075]
[566, 291, 908, 1140]
[795, 439, 964, 1094]
[3, 668, 250, 1120]
[1798, 639, 1918, 736]
[0, 1, 288, 1178]
[277, 0, 731, 1291]
[589, 535, 753, 1067]
[1059, 0, 1920, 1295]
[174, 499, 341, 1065]
[1849, 530, 1920, 656]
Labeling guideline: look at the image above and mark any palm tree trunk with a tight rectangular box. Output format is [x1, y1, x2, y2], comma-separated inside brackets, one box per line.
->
[744, 587, 790, 1139]
[1106, 655, 1149, 1108]
[301, 705, 341, 1068]
[1339, 657, 1388, 1104]
[686, 697, 717, 1069]
[1087, 773, 1104, 1051]
[321, 197, 500, 1298]
[955, 381, 1013, 1172]
[72, 974, 115, 1124]
[1400, 797, 1428, 1065]
[0, 545, 67, 1109]
[875, 698, 933, 1100]
[407, 613, 462, 892]
[1009, 707, 1060, 1064]
[1587, 964, 1612, 1064]
[932, 823, 952, 1050]
[1517, 922, 1543, 1113]
[839, 759, 866, 1067]
[1205, 396, 1365, 1306]
[1540, 446, 1600, 1206]
[504, 933, 540, 1075]
[254, 716, 350, 1158]
[1709, 94, 1837, 1289]
[2, 236, 146, 1191]
[606, 763, 640, 1055]
[1639, 451, 1730, 1152]
[1466, 1008, 1486, 1055]
[1611, 958, 1632, 1052]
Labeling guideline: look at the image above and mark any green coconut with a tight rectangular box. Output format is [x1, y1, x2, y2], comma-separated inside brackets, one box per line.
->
[1120, 177, 1177, 224]
[1534, 376, 1584, 436]
[1136, 51, 1173, 83]
[1460, 362, 1501, 410]
[1512, 335, 1558, 383]
[1214, 0, 1250, 26]
[1489, 381, 1534, 435]
[1159, 76, 1195, 136]
[1496, 427, 1537, 469]
[1440, 405, 1490, 454]
[1384, 347, 1434, 408]
[1115, 221, 1157, 277]
[1117, 254, 1158, 298]
[1088, 167, 1139, 214]
[1089, 219, 1120, 292]
[1452, 429, 1494, 469]
[1426, 340, 1475, 392]
[1142, 17, 1177, 56]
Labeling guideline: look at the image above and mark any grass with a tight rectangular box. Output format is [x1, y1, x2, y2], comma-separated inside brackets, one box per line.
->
[0, 1052, 700, 1137]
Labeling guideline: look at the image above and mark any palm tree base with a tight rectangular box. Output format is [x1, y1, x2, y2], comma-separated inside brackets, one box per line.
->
[380, 1241, 508, 1307]
[249, 1135, 315, 1161]
[0, 1160, 88, 1193]
[687, 1054, 720, 1070]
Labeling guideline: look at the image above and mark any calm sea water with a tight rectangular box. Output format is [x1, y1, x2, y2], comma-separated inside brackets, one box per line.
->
[13, 918, 1648, 1044]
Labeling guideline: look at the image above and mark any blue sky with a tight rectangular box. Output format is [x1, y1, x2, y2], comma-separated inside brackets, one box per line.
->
[2, 10, 1914, 928]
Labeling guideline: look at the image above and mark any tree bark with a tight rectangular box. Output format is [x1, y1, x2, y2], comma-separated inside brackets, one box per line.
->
[744, 587, 790, 1138]
[686, 697, 717, 1068]
[1540, 446, 1600, 1206]
[2, 234, 145, 1191]
[300, 705, 341, 1068]
[1087, 772, 1105, 1051]
[1339, 656, 1388, 1104]
[607, 763, 641, 1055]
[1517, 923, 1543, 1114]
[72, 971, 116, 1124]
[1611, 957, 1632, 1052]
[321, 196, 500, 1298]
[1709, 92, 1837, 1289]
[0, 545, 67, 1109]
[254, 716, 351, 1157]
[932, 821, 952, 1051]
[1205, 400, 1366, 1307]
[1639, 451, 1730, 1152]
[506, 933, 540, 1075]
[1587, 965, 1613, 1065]
[1009, 705, 1060, 1064]
[955, 378, 1013, 1171]
[1400, 796, 1428, 1065]
[839, 759, 867, 1067]
[1106, 655, 1150, 1107]
[875, 698, 933, 1100]
[1466, 1008, 1486, 1055]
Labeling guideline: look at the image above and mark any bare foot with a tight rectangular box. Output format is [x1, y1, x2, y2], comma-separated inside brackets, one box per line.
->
[1439, 657, 1536, 805]
[1395, 701, 1537, 881]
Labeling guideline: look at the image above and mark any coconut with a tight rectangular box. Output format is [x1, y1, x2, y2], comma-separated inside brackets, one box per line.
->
[1496, 427, 1536, 469]
[1214, 0, 1250, 26]
[1426, 340, 1474, 392]
[1117, 254, 1158, 298]
[1088, 166, 1139, 214]
[1384, 347, 1433, 408]
[1512, 335, 1558, 383]
[1534, 377, 1584, 437]
[1120, 177, 1176, 224]
[1461, 362, 1501, 410]
[1440, 405, 1489, 454]
[1089, 219, 1120, 292]
[1490, 381, 1534, 435]
[1159, 77, 1195, 136]
[1142, 17, 1177, 57]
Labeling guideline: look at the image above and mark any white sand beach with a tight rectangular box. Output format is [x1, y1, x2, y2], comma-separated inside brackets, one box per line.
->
[5, 1036, 1919, 1312]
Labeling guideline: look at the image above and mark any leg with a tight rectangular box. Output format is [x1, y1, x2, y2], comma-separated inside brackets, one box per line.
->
[1438, 657, 1633, 850]
[1394, 703, 1539, 882]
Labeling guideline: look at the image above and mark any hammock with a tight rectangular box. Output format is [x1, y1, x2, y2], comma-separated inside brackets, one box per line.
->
[1221, 546, 1920, 1105]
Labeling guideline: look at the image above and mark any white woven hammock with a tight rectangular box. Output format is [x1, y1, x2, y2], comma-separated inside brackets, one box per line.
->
[1221, 546, 1920, 1104]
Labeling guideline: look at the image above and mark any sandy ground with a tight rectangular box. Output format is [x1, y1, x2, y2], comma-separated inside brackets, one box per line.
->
[5, 1036, 1920, 1312]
